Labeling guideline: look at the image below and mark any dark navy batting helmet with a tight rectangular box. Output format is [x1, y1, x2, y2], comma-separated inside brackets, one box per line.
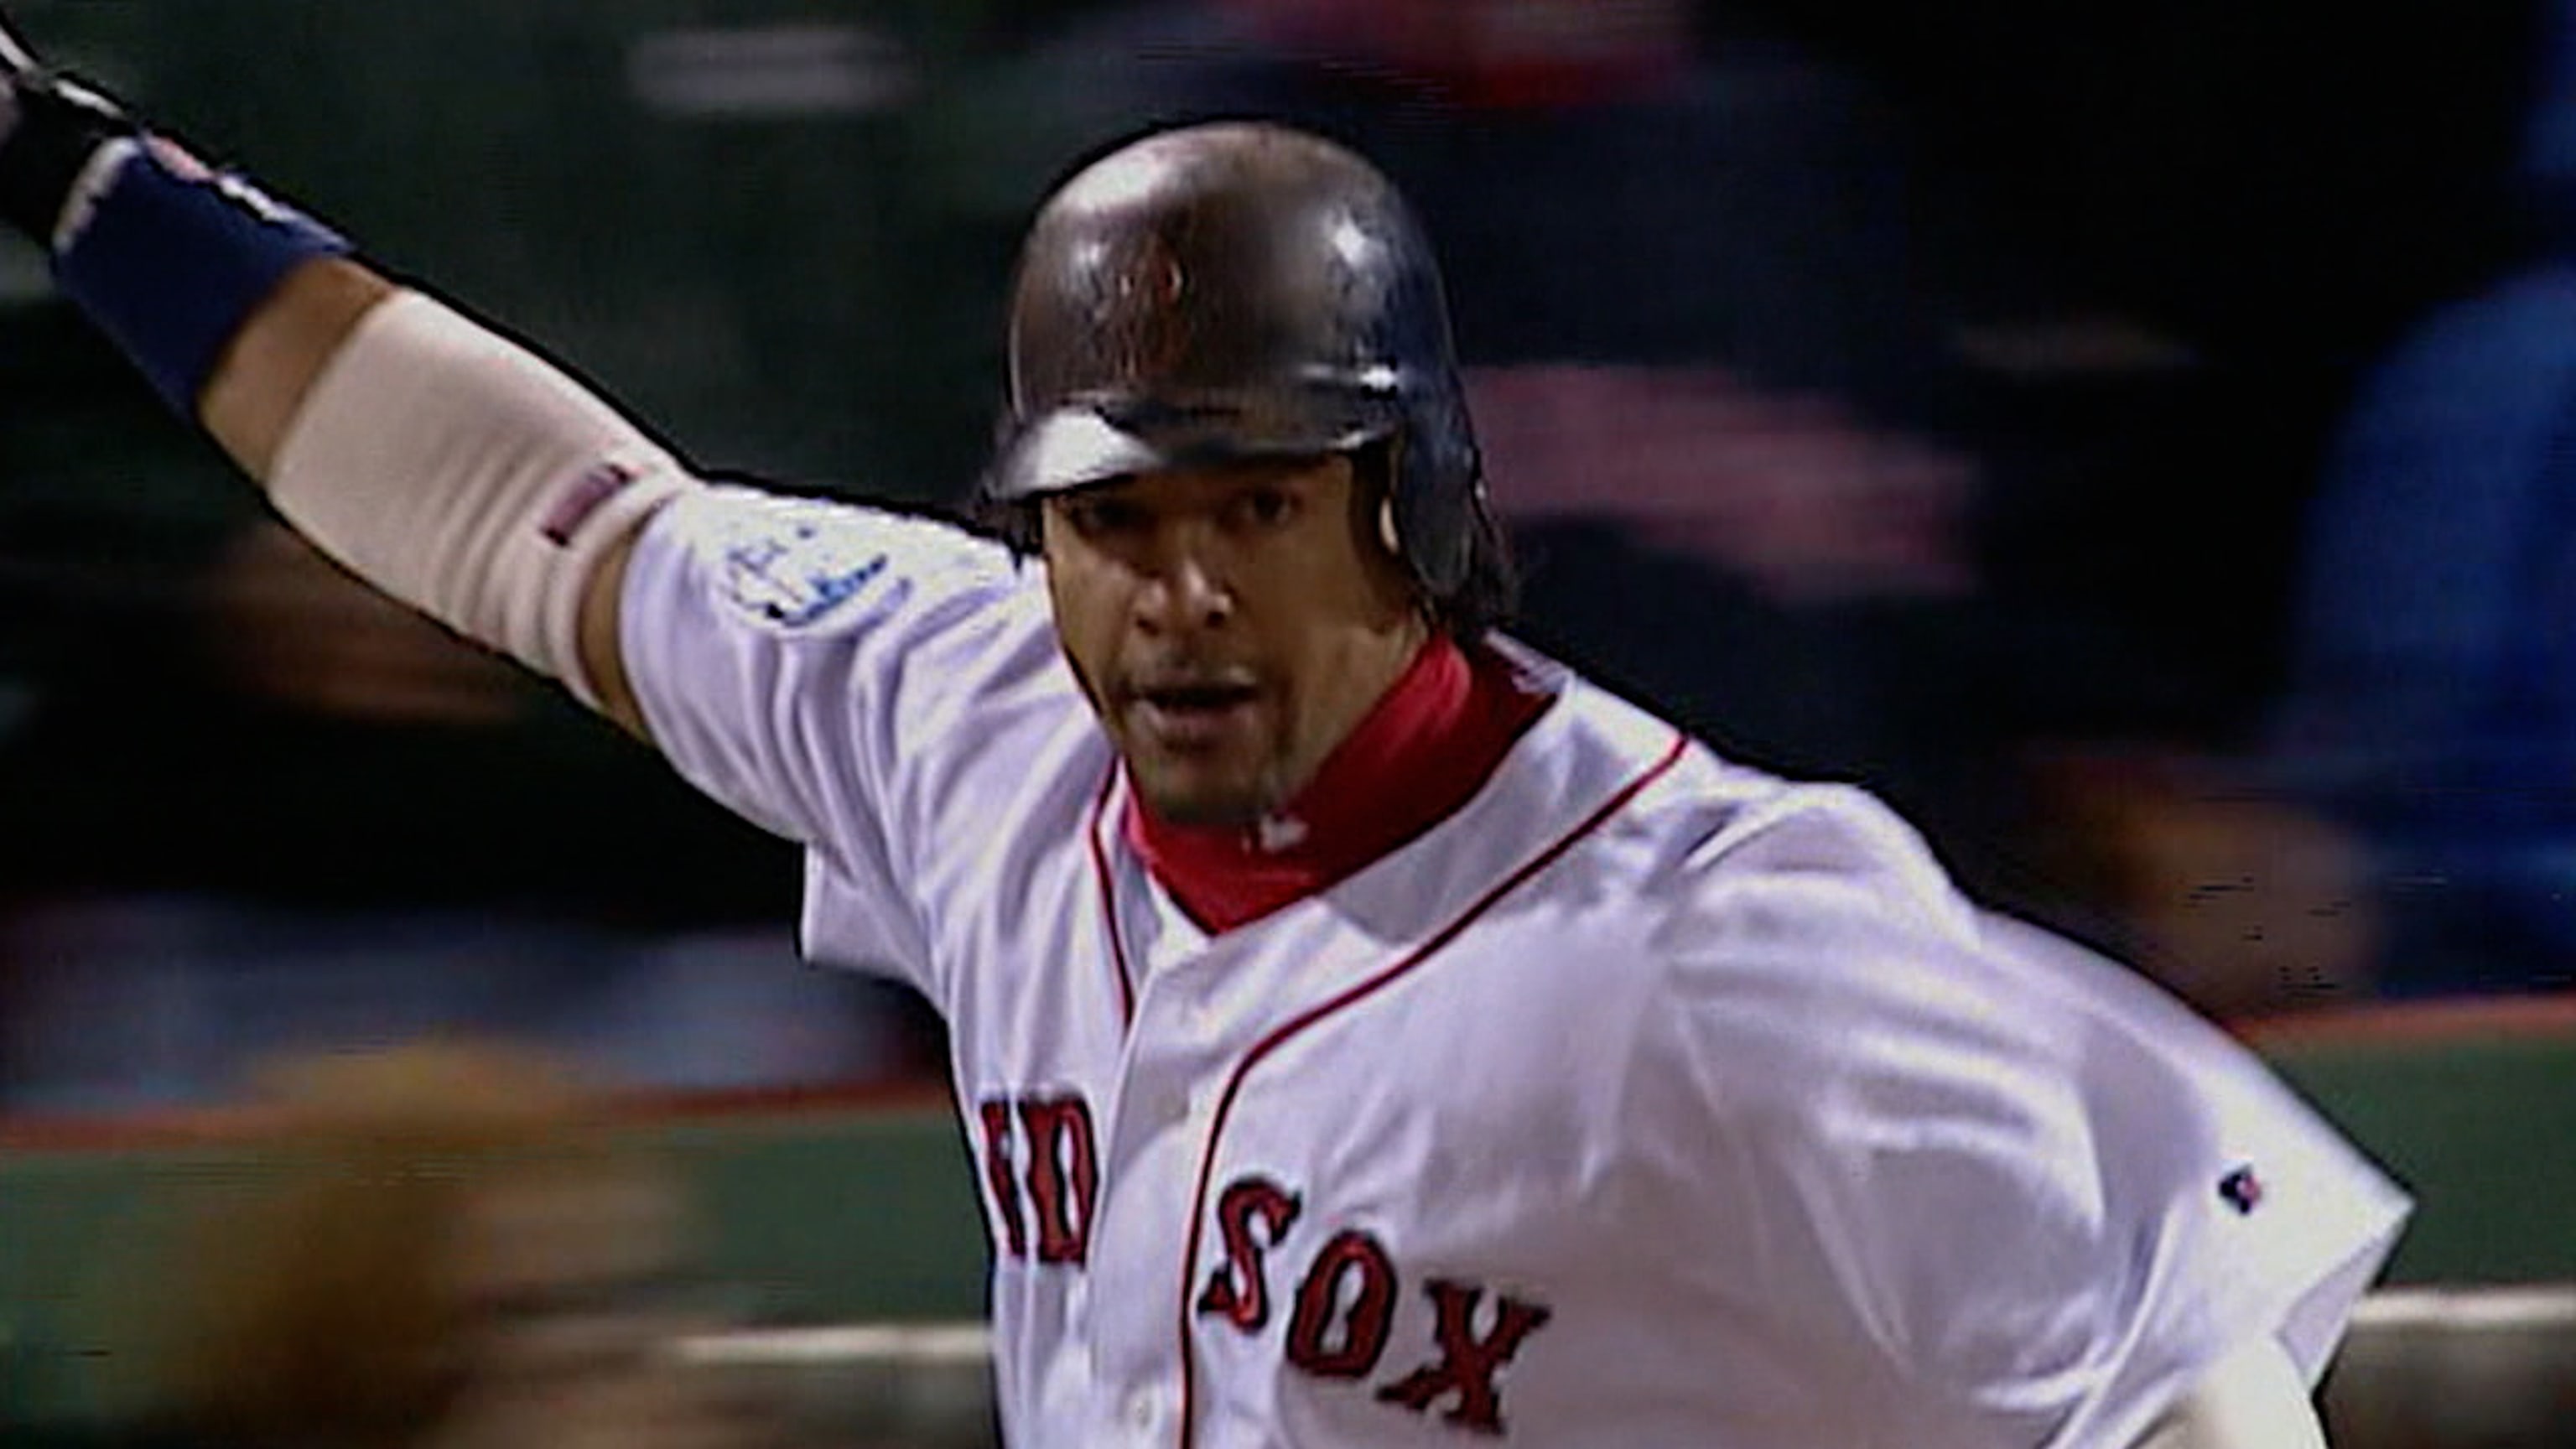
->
[984, 122, 1510, 631]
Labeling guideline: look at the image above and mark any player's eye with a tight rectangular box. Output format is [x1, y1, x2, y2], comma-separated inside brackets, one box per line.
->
[1062, 495, 1150, 540]
[1228, 484, 1298, 532]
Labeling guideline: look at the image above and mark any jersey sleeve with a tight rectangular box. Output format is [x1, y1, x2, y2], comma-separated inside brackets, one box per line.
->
[1647, 787, 2410, 1449]
[617, 485, 1037, 989]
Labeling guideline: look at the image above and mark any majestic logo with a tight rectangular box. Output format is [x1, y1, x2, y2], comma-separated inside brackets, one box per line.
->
[146, 137, 298, 223]
[2217, 1164, 2265, 1216]
[1197, 1172, 1555, 1436]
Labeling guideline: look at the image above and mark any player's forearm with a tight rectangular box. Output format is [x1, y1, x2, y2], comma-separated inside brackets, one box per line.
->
[199, 257, 397, 481]
[198, 259, 681, 733]
[0, 41, 680, 724]
[244, 285, 691, 721]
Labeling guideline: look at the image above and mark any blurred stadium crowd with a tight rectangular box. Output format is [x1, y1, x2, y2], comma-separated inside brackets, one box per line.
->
[0, 0, 2568, 1100]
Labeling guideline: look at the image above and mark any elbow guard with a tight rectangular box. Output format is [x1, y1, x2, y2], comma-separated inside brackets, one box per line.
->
[265, 291, 694, 708]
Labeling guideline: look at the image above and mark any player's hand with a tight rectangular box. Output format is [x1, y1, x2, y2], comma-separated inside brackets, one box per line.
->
[0, 1, 354, 419]
[0, 8, 141, 247]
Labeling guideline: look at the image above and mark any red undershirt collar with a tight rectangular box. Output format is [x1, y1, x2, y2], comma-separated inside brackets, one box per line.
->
[1122, 636, 1551, 933]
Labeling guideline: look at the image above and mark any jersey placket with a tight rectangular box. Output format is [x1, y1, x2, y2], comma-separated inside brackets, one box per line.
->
[1072, 702, 1696, 1448]
[1081, 835, 1244, 1449]
[1082, 822, 1423, 1449]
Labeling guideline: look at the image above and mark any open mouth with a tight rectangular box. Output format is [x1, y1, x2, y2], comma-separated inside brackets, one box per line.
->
[1128, 678, 1264, 747]
[1139, 682, 1260, 713]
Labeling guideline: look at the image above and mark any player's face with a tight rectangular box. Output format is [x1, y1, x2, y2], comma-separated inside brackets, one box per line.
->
[1041, 454, 1427, 828]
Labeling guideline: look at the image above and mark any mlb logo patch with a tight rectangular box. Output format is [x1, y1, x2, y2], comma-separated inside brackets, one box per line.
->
[2217, 1164, 2264, 1216]
[715, 501, 894, 628]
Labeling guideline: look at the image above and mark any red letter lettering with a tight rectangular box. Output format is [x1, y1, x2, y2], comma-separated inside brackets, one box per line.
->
[1285, 1230, 1397, 1379]
[1374, 1280, 1553, 1435]
[1019, 1094, 1098, 1265]
[975, 1097, 1026, 1260]
[1196, 1176, 1301, 1332]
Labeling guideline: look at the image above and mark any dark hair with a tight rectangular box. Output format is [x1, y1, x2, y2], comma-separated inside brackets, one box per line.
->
[1435, 499, 1519, 641]
[970, 488, 1045, 554]
[1350, 439, 1518, 640]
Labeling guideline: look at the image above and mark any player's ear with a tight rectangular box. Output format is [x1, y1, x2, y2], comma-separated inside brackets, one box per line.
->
[1347, 442, 1432, 622]
[1344, 441, 1400, 556]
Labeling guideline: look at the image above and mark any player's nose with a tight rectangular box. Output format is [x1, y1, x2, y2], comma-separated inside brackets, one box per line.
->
[1133, 538, 1235, 635]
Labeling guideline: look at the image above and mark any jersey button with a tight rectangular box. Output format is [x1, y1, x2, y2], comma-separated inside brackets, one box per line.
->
[1124, 1389, 1156, 1431]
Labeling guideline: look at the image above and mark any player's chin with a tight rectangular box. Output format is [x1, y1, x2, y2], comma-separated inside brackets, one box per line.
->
[1114, 708, 1276, 815]
[1124, 752, 1278, 828]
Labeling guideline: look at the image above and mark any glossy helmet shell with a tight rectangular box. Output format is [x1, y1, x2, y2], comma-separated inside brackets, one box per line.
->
[986, 122, 1492, 600]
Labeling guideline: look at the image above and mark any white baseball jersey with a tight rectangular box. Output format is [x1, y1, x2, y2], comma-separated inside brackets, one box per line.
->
[621, 485, 2409, 1449]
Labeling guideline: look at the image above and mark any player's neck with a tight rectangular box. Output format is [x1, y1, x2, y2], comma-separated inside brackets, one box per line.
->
[1124, 634, 1549, 932]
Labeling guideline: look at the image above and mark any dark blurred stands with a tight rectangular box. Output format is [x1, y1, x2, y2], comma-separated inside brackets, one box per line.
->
[0, 0, 2558, 1104]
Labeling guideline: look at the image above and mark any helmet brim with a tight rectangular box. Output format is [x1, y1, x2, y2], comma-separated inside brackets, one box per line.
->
[984, 390, 1399, 502]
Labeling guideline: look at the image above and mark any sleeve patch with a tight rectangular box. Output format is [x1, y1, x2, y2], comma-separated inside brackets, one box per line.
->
[713, 502, 896, 629]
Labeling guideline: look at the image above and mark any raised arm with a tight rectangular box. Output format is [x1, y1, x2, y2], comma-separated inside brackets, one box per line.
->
[0, 24, 667, 733]
[200, 260, 662, 734]
[197, 257, 392, 479]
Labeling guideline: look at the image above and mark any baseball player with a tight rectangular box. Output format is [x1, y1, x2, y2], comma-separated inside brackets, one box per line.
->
[0, 19, 2407, 1448]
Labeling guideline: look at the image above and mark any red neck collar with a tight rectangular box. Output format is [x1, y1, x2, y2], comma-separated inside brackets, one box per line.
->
[1123, 636, 1549, 932]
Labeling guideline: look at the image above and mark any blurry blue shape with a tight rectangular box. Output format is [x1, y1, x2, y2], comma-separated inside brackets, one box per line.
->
[2517, 0, 2576, 240]
[2274, 264, 2576, 994]
[2261, 0, 2576, 997]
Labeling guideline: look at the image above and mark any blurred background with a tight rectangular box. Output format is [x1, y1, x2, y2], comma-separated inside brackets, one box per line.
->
[6, 0, 2576, 1443]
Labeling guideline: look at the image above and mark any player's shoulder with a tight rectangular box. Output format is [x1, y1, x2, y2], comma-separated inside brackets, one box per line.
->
[1524, 658, 2012, 1026]
[1509, 650, 1992, 1000]
[621, 482, 1076, 789]
[1634, 745, 2004, 1000]
[1602, 706, 2200, 1121]
[1528, 649, 1950, 911]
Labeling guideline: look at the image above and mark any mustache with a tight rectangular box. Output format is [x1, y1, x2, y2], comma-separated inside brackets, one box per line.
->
[1113, 658, 1263, 699]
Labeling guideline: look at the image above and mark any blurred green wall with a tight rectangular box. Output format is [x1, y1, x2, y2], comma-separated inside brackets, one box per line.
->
[0, 1096, 990, 1425]
[6, 1012, 2576, 1426]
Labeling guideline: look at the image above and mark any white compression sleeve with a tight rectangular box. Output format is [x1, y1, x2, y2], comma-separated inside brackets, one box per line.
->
[263, 291, 695, 709]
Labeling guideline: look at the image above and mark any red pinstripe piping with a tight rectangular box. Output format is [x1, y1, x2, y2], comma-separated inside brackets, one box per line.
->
[1169, 728, 1690, 1448]
[1089, 766, 1139, 1028]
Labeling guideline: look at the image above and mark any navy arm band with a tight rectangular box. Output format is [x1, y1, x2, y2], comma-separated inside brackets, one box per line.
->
[52, 138, 350, 413]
